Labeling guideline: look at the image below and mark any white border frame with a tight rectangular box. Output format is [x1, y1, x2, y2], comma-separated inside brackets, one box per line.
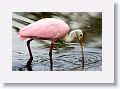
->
[0, 0, 114, 83]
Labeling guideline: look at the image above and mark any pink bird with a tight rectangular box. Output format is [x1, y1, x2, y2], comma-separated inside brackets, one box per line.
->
[18, 18, 84, 71]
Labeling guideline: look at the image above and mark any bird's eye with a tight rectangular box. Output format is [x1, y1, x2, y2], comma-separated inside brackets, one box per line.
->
[80, 34, 83, 36]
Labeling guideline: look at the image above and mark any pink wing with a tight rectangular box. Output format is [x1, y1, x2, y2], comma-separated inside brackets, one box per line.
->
[18, 18, 70, 40]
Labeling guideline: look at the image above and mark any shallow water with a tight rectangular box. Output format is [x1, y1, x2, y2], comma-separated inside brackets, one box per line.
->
[12, 12, 102, 71]
[12, 46, 102, 71]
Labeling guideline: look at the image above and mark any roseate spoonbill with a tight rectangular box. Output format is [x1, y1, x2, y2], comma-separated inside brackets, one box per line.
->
[18, 18, 84, 71]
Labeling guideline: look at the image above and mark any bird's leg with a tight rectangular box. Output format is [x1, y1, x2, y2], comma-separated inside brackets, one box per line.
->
[49, 42, 54, 71]
[26, 39, 33, 67]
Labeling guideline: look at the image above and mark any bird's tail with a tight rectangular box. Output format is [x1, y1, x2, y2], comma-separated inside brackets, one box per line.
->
[18, 34, 28, 40]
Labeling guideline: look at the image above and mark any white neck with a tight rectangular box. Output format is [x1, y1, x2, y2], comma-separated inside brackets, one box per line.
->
[63, 31, 76, 42]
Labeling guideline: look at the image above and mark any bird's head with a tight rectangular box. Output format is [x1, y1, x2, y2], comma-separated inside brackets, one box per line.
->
[73, 29, 83, 46]
[63, 29, 84, 46]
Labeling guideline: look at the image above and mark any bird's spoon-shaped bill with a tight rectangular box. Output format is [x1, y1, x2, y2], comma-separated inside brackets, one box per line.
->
[79, 37, 84, 70]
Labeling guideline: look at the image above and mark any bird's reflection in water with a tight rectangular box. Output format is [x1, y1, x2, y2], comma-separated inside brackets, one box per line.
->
[26, 65, 33, 71]
[17, 65, 33, 71]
